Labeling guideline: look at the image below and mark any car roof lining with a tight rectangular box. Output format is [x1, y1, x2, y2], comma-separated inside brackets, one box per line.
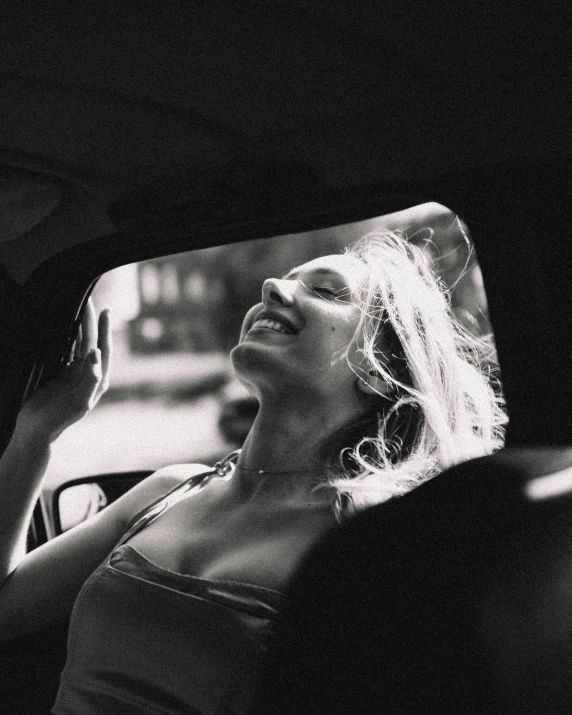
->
[0, 166, 63, 245]
[0, 157, 442, 285]
[0, 4, 569, 281]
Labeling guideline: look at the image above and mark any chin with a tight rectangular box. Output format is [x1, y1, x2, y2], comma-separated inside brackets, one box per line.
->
[230, 341, 290, 396]
[230, 340, 263, 378]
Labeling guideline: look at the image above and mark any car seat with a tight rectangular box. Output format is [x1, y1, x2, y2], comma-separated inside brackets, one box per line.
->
[254, 447, 572, 715]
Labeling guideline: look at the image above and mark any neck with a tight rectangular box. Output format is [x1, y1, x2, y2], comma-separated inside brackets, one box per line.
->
[228, 396, 353, 505]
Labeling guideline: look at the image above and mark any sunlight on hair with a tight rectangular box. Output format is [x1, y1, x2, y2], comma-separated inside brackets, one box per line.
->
[317, 230, 506, 517]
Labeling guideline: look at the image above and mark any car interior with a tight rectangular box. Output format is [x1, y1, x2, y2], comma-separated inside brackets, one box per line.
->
[0, 2, 571, 713]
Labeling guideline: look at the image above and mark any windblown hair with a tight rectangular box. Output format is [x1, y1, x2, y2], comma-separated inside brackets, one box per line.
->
[320, 231, 506, 517]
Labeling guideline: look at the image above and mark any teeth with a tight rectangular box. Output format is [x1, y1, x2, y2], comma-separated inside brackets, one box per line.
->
[252, 318, 290, 334]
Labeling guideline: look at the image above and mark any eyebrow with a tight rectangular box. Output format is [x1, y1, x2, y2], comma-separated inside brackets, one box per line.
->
[283, 267, 346, 281]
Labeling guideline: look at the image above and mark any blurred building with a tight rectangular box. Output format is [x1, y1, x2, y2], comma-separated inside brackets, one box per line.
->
[127, 253, 225, 353]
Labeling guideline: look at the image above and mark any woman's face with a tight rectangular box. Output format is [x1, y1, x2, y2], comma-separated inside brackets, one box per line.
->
[230, 254, 371, 407]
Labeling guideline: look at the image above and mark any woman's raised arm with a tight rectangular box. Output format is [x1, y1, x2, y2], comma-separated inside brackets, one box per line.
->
[0, 301, 195, 643]
[0, 301, 121, 641]
[0, 301, 112, 577]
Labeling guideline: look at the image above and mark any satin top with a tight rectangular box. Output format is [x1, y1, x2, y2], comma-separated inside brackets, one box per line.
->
[51, 470, 286, 715]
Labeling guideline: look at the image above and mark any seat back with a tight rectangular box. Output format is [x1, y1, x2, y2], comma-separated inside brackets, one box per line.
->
[255, 448, 572, 714]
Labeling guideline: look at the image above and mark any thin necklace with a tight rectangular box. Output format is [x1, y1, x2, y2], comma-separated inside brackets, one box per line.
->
[234, 464, 313, 477]
[215, 450, 313, 477]
[217, 452, 333, 511]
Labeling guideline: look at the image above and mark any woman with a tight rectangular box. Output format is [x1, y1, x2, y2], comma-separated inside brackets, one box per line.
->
[0, 231, 505, 714]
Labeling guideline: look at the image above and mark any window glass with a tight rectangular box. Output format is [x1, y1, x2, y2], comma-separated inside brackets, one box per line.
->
[43, 204, 498, 491]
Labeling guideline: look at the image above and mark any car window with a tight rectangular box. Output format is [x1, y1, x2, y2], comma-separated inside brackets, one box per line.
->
[42, 203, 499, 494]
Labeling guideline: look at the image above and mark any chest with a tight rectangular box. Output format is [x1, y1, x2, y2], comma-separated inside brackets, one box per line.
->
[125, 495, 334, 591]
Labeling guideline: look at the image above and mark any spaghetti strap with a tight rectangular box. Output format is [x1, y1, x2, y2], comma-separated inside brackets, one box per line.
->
[115, 451, 240, 549]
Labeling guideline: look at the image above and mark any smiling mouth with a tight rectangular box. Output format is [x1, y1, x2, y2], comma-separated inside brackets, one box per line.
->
[250, 318, 294, 335]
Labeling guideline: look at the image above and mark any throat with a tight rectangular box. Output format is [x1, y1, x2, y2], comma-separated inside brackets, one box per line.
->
[229, 401, 346, 504]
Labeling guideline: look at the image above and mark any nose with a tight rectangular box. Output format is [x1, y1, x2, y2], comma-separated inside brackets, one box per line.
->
[262, 278, 296, 306]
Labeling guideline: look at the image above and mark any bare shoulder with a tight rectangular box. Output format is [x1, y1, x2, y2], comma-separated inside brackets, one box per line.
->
[106, 462, 216, 530]
[152, 462, 214, 482]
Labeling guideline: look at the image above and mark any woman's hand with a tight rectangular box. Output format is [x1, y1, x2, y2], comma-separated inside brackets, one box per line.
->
[17, 300, 112, 443]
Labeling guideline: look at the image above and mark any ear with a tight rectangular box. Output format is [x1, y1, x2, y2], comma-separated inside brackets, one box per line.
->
[356, 370, 393, 397]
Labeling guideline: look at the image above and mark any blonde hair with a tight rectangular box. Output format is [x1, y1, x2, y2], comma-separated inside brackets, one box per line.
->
[320, 231, 506, 517]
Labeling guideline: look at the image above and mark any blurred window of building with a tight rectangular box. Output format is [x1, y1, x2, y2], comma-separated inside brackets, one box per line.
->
[140, 318, 164, 342]
[141, 264, 161, 304]
[184, 272, 206, 301]
[162, 264, 180, 304]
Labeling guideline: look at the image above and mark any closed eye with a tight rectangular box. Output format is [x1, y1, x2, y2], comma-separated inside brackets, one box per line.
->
[307, 284, 351, 301]
[312, 286, 336, 296]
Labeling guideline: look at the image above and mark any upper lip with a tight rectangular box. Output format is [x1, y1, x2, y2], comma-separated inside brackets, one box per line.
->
[250, 309, 299, 335]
